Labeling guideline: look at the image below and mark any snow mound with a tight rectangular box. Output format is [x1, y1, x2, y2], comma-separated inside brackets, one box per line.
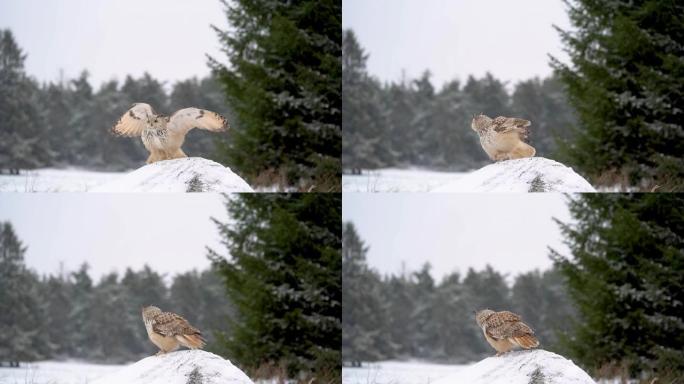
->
[433, 157, 595, 192]
[90, 157, 253, 192]
[433, 350, 595, 384]
[91, 350, 254, 384]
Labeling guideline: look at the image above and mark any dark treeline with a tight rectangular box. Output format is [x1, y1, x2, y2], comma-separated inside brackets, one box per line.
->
[342, 29, 577, 172]
[0, 221, 232, 364]
[0, 30, 229, 172]
[341, 222, 575, 364]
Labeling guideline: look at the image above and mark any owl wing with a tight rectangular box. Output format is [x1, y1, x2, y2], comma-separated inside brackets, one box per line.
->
[152, 312, 201, 337]
[167, 108, 228, 136]
[485, 311, 533, 340]
[112, 103, 155, 137]
[492, 116, 531, 139]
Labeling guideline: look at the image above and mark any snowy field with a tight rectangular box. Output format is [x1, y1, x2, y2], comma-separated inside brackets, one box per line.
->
[0, 361, 125, 384]
[343, 169, 467, 192]
[0, 169, 125, 192]
[0, 166, 265, 192]
[342, 361, 469, 384]
[342, 360, 625, 384]
[0, 360, 280, 384]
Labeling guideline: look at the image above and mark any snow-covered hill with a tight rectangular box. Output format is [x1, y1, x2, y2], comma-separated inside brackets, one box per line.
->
[432, 349, 595, 384]
[91, 157, 253, 192]
[91, 350, 254, 384]
[433, 157, 596, 192]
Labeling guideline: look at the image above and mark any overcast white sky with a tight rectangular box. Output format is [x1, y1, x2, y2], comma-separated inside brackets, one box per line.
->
[0, 0, 227, 88]
[0, 194, 229, 282]
[343, 0, 572, 89]
[342, 193, 572, 283]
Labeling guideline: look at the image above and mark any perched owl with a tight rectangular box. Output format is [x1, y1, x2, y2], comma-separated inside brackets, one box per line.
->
[475, 309, 539, 356]
[112, 103, 228, 164]
[141, 306, 205, 355]
[471, 114, 536, 161]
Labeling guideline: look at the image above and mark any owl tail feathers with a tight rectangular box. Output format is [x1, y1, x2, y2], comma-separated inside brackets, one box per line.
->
[176, 333, 206, 350]
[513, 335, 539, 349]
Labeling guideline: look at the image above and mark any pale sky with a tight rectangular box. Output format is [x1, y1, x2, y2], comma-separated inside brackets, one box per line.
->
[0, 194, 230, 283]
[343, 0, 572, 89]
[342, 193, 572, 283]
[0, 0, 227, 88]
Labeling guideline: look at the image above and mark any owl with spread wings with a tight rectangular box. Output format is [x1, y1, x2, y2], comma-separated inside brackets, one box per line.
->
[112, 103, 228, 164]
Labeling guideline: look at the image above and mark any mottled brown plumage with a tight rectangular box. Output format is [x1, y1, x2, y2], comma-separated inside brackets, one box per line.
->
[112, 103, 229, 164]
[142, 306, 205, 356]
[471, 114, 536, 161]
[475, 309, 539, 356]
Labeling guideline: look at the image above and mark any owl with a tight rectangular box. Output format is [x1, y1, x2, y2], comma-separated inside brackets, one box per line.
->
[475, 309, 539, 356]
[471, 114, 536, 161]
[141, 306, 205, 355]
[112, 103, 228, 164]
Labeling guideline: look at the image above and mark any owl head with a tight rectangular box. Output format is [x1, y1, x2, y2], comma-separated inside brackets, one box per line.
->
[142, 305, 162, 321]
[475, 309, 495, 328]
[471, 114, 493, 133]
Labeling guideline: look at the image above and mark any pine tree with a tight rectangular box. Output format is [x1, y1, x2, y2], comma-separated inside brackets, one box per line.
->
[209, 0, 341, 191]
[511, 76, 577, 158]
[409, 263, 439, 358]
[462, 73, 512, 119]
[67, 264, 96, 358]
[42, 274, 73, 358]
[552, 194, 684, 378]
[0, 30, 51, 172]
[383, 274, 414, 357]
[432, 272, 480, 362]
[511, 268, 576, 353]
[169, 268, 235, 354]
[67, 72, 102, 166]
[94, 80, 143, 170]
[341, 222, 392, 362]
[341, 30, 388, 170]
[209, 194, 341, 380]
[0, 222, 48, 364]
[552, 1, 684, 190]
[410, 73, 437, 166]
[89, 273, 136, 362]
[120, 265, 171, 355]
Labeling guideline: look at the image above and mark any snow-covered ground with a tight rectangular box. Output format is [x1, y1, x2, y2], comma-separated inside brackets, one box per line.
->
[344, 158, 597, 193]
[342, 360, 629, 384]
[0, 159, 258, 192]
[0, 359, 282, 384]
[434, 157, 596, 192]
[432, 350, 595, 384]
[342, 361, 469, 384]
[343, 168, 467, 192]
[0, 360, 125, 384]
[90, 158, 253, 192]
[0, 168, 125, 192]
[92, 350, 253, 384]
